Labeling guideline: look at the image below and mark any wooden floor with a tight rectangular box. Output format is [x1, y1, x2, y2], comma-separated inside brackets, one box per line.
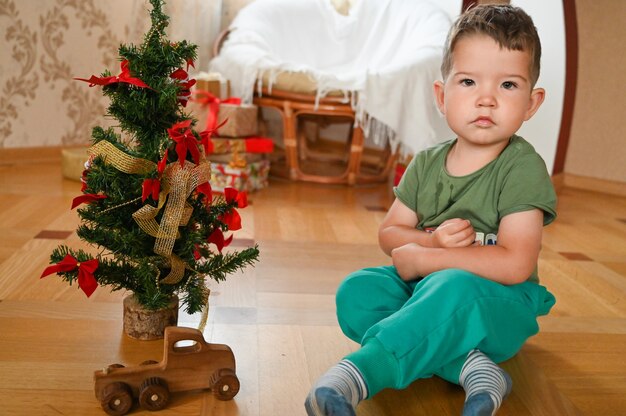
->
[0, 156, 625, 415]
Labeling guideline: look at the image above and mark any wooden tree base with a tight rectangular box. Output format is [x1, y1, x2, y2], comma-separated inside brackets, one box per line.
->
[123, 295, 179, 340]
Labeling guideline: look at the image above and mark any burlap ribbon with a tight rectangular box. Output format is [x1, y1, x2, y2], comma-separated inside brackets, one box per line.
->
[88, 141, 154, 175]
[88, 140, 211, 284]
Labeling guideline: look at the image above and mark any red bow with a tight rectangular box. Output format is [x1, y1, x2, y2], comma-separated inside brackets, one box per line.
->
[75, 60, 150, 89]
[41, 254, 99, 297]
[142, 179, 160, 202]
[71, 193, 107, 209]
[219, 209, 242, 231]
[197, 181, 213, 205]
[224, 187, 248, 208]
[170, 68, 197, 107]
[207, 228, 234, 253]
[141, 150, 168, 202]
[167, 120, 200, 166]
[157, 149, 168, 173]
[216, 187, 248, 231]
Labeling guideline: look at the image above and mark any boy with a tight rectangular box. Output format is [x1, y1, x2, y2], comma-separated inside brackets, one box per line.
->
[305, 5, 557, 416]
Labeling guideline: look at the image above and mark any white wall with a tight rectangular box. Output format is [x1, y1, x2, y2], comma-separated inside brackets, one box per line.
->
[512, 0, 566, 174]
[429, 0, 463, 21]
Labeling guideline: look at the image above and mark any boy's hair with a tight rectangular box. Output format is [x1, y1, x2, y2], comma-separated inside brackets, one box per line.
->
[441, 5, 542, 87]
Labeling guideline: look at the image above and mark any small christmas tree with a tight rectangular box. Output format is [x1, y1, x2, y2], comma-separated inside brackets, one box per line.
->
[41, 0, 259, 318]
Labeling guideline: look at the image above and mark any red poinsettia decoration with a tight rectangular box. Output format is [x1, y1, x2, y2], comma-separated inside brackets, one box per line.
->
[224, 187, 248, 208]
[75, 60, 151, 89]
[194, 187, 248, 259]
[207, 227, 234, 253]
[71, 193, 107, 209]
[141, 150, 169, 202]
[41, 254, 99, 297]
[197, 181, 213, 205]
[218, 187, 248, 231]
[170, 60, 196, 107]
[167, 120, 200, 166]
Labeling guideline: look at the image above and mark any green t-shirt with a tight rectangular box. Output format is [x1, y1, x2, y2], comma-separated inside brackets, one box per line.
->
[394, 135, 557, 282]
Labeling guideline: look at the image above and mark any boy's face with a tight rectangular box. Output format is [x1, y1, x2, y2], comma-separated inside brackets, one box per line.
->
[434, 34, 544, 147]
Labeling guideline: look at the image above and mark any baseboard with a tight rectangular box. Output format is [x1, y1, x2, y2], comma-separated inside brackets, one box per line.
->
[551, 173, 566, 193]
[0, 146, 65, 166]
[554, 173, 626, 197]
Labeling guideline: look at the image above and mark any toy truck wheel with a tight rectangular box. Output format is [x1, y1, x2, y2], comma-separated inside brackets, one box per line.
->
[211, 369, 240, 400]
[100, 382, 133, 416]
[139, 377, 170, 411]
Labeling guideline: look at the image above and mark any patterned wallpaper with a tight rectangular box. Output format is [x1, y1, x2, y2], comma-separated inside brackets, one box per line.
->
[219, 0, 254, 31]
[0, 0, 220, 149]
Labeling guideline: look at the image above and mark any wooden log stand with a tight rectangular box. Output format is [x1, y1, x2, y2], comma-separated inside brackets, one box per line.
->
[123, 295, 179, 341]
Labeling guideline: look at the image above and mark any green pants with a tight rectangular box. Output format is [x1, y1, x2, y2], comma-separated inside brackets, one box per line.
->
[336, 267, 555, 397]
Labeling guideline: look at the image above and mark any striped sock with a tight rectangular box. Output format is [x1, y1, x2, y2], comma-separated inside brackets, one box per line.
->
[304, 359, 368, 416]
[460, 350, 512, 416]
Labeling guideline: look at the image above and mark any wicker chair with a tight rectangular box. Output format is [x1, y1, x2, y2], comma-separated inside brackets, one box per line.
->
[211, 0, 454, 185]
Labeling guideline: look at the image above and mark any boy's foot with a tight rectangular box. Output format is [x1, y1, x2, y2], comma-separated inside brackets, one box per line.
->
[305, 387, 356, 416]
[460, 350, 513, 416]
[304, 360, 367, 416]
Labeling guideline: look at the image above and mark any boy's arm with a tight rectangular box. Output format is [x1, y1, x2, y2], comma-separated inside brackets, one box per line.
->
[391, 209, 544, 285]
[379, 198, 476, 256]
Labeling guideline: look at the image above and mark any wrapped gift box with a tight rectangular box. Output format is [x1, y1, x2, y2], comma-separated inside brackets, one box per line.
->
[61, 147, 89, 182]
[209, 152, 266, 169]
[211, 136, 274, 155]
[216, 103, 258, 137]
[194, 72, 230, 99]
[210, 159, 270, 193]
[188, 95, 258, 138]
[209, 136, 273, 170]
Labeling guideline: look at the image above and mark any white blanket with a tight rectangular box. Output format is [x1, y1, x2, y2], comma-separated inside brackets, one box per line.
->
[209, 0, 454, 154]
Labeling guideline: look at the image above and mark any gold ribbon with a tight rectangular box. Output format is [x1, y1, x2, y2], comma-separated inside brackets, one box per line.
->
[88, 141, 154, 175]
[134, 161, 212, 284]
[88, 140, 211, 285]
[197, 287, 211, 333]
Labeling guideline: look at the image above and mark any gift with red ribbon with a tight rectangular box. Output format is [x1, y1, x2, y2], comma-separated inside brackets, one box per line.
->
[210, 159, 270, 193]
[189, 90, 258, 138]
[208, 135, 274, 169]
[209, 136, 274, 155]
[41, 254, 99, 297]
[195, 76, 230, 100]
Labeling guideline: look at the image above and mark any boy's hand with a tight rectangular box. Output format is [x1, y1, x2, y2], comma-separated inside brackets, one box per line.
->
[391, 243, 424, 281]
[431, 218, 476, 248]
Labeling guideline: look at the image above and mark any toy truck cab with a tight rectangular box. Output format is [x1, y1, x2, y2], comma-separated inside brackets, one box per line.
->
[94, 326, 239, 415]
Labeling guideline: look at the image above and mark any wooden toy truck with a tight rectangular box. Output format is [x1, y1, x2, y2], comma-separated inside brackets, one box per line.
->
[94, 326, 239, 415]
